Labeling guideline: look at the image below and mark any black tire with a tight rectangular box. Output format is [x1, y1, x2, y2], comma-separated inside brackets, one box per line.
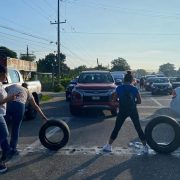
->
[39, 120, 70, 150]
[24, 93, 39, 120]
[145, 116, 180, 154]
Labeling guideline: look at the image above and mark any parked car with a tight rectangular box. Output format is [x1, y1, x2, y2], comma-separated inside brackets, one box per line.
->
[151, 77, 172, 95]
[65, 77, 78, 101]
[144, 77, 157, 91]
[170, 87, 180, 115]
[69, 71, 119, 116]
[171, 77, 180, 89]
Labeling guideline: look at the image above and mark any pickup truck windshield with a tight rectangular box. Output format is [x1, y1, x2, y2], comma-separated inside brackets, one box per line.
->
[78, 72, 114, 83]
[153, 78, 169, 83]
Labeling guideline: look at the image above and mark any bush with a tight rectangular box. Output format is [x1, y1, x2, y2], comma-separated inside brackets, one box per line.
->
[60, 78, 71, 89]
[53, 84, 65, 92]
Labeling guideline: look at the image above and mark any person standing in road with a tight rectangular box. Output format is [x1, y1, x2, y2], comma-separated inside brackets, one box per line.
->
[0, 65, 19, 173]
[140, 77, 145, 91]
[5, 83, 48, 155]
[103, 71, 148, 153]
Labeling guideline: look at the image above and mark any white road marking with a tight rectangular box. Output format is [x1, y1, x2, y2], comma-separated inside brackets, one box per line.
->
[150, 97, 164, 107]
[7, 117, 71, 165]
[6, 144, 180, 157]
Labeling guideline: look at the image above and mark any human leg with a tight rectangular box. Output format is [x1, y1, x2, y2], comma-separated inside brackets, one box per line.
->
[0, 116, 13, 163]
[103, 112, 127, 152]
[9, 102, 25, 151]
[130, 109, 146, 144]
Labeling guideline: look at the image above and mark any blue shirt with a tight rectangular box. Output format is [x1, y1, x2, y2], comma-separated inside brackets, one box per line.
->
[116, 84, 139, 104]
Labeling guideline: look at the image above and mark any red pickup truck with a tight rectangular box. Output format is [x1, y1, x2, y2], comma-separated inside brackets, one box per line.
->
[69, 70, 119, 116]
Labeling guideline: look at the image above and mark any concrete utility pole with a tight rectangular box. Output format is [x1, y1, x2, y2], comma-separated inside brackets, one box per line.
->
[50, 0, 66, 84]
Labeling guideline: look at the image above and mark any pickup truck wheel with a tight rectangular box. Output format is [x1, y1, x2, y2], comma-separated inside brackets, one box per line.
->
[39, 120, 70, 150]
[111, 108, 117, 116]
[145, 116, 180, 154]
[69, 105, 80, 116]
[24, 93, 39, 120]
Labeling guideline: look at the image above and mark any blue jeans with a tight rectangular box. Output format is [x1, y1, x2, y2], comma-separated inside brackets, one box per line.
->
[6, 101, 25, 151]
[0, 116, 11, 154]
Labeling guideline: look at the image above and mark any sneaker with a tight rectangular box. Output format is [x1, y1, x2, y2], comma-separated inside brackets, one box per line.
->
[142, 145, 149, 154]
[102, 144, 112, 152]
[0, 162, 7, 173]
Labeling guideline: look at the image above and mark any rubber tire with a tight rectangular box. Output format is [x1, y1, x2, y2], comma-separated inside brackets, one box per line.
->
[145, 116, 180, 154]
[24, 93, 39, 120]
[39, 120, 70, 151]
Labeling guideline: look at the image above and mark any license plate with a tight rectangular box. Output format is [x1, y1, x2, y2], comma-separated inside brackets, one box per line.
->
[92, 96, 100, 100]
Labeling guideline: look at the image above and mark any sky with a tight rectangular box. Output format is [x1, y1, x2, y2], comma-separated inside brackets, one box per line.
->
[0, 0, 180, 72]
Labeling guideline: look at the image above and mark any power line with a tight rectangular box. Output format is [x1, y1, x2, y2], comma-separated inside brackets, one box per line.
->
[0, 24, 53, 42]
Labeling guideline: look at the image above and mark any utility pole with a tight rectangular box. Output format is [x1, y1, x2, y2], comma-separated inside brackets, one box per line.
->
[50, 0, 66, 84]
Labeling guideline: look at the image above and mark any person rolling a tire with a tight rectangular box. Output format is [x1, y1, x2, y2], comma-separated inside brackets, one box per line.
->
[5, 83, 47, 155]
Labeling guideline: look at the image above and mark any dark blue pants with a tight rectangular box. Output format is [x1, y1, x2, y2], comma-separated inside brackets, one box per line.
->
[0, 116, 11, 154]
[110, 108, 146, 142]
[6, 101, 25, 151]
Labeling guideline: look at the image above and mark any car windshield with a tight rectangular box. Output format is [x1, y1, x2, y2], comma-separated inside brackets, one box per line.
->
[153, 78, 169, 83]
[175, 77, 180, 82]
[78, 72, 114, 83]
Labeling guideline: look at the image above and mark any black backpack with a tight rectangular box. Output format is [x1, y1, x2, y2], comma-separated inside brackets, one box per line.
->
[119, 86, 136, 112]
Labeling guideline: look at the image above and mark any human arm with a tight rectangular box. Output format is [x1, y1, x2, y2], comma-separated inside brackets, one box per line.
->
[0, 94, 18, 105]
[136, 92, 141, 104]
[29, 97, 48, 123]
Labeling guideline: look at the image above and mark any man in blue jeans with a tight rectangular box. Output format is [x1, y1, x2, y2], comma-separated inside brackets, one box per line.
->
[0, 65, 18, 173]
[103, 71, 148, 153]
[5, 83, 47, 155]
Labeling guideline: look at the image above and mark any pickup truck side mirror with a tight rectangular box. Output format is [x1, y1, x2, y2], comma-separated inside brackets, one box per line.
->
[115, 79, 122, 85]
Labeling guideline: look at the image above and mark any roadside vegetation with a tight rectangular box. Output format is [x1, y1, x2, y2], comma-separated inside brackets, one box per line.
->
[1, 46, 180, 92]
[41, 94, 53, 101]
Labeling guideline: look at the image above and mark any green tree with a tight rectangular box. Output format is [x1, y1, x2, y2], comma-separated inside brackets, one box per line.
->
[135, 69, 147, 77]
[37, 53, 69, 75]
[111, 57, 130, 71]
[0, 46, 17, 58]
[159, 63, 176, 77]
[177, 68, 180, 75]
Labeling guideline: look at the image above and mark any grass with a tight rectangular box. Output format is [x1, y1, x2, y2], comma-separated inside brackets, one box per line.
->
[41, 95, 53, 101]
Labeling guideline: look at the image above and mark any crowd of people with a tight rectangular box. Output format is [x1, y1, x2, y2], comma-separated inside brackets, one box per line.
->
[0, 64, 47, 173]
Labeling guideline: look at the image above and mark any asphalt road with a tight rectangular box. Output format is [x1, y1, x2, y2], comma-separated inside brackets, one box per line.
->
[2, 91, 180, 180]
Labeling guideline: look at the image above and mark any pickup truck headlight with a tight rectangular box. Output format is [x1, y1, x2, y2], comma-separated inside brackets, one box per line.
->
[109, 89, 117, 101]
[71, 88, 82, 100]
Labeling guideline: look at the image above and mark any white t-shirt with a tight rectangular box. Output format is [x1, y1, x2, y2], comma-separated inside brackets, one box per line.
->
[0, 82, 7, 116]
[6, 84, 33, 104]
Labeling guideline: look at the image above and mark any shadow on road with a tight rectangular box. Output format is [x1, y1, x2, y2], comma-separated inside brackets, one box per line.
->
[81, 154, 180, 180]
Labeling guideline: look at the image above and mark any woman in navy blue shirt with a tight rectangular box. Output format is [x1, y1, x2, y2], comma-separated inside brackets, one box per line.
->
[103, 71, 148, 153]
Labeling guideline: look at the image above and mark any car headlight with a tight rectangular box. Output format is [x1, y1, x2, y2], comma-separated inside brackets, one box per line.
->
[146, 82, 150, 86]
[151, 84, 155, 88]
